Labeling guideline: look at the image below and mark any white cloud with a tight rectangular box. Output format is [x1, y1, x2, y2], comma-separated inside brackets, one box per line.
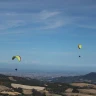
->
[40, 20, 64, 29]
[0, 20, 25, 30]
[67, 16, 96, 30]
[0, 9, 95, 33]
[38, 10, 60, 20]
[0, 10, 66, 32]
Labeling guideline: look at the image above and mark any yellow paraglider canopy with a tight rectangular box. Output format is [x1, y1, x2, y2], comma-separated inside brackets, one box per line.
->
[78, 44, 82, 49]
[12, 55, 21, 62]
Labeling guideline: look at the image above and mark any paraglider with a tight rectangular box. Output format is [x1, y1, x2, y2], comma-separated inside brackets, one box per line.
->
[78, 44, 82, 49]
[12, 55, 21, 62]
[78, 44, 82, 57]
[12, 55, 21, 71]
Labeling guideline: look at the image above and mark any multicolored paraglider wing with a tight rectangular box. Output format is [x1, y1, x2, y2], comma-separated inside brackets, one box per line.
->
[12, 55, 21, 62]
[78, 44, 82, 49]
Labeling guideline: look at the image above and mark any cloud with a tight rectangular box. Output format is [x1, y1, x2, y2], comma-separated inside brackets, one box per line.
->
[46, 22, 63, 29]
[0, 10, 64, 32]
[38, 10, 60, 20]
[36, 11, 71, 29]
[32, 10, 66, 29]
[0, 0, 95, 33]
[66, 15, 96, 30]
[40, 20, 64, 29]
[0, 20, 25, 30]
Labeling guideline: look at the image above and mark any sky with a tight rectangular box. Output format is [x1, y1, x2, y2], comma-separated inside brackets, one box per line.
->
[0, 0, 96, 73]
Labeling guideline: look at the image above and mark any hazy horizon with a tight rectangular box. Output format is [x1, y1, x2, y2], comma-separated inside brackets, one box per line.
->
[0, 67, 95, 75]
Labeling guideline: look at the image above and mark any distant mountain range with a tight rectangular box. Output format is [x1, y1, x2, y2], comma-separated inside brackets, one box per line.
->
[49, 72, 96, 84]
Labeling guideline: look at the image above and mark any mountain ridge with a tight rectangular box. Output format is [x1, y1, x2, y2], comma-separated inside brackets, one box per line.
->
[50, 72, 96, 83]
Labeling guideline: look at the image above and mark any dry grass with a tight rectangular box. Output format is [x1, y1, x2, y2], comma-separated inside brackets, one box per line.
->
[70, 83, 96, 89]
[11, 83, 45, 91]
[65, 83, 96, 96]
[0, 85, 11, 91]
[71, 83, 92, 87]
[0, 91, 21, 95]
[46, 93, 61, 96]
[65, 88, 73, 93]
[8, 77, 16, 81]
[23, 89, 32, 95]
[78, 89, 96, 95]
[64, 93, 93, 96]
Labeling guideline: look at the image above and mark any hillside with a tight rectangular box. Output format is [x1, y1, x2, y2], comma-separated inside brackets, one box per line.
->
[0, 72, 96, 85]
[50, 72, 96, 83]
[0, 72, 95, 95]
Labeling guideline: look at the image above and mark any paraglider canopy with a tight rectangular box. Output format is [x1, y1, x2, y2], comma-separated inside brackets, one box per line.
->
[12, 55, 21, 62]
[78, 44, 82, 49]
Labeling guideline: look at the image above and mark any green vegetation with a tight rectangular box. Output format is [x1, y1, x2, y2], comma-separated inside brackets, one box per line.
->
[72, 87, 79, 93]
[45, 82, 74, 94]
[32, 89, 46, 96]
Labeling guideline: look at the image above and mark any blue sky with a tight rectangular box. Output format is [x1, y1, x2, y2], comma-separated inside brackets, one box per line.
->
[0, 0, 96, 72]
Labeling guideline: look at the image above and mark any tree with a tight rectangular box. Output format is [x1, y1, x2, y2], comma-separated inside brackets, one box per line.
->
[42, 92, 46, 96]
[32, 89, 45, 96]
[72, 87, 79, 93]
